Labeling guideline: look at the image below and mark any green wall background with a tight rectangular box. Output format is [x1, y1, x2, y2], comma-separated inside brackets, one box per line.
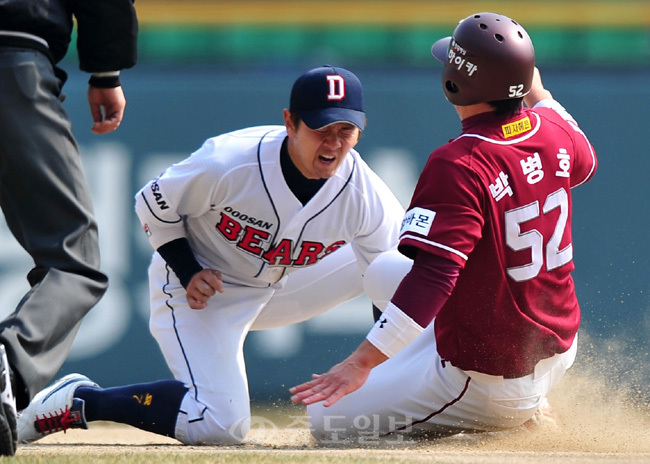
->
[64, 0, 650, 68]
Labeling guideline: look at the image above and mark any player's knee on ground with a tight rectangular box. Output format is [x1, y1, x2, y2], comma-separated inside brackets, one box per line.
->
[363, 250, 413, 311]
[175, 401, 251, 445]
[306, 402, 360, 443]
[306, 402, 337, 441]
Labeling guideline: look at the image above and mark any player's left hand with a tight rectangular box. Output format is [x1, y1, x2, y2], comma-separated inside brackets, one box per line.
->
[87, 86, 126, 134]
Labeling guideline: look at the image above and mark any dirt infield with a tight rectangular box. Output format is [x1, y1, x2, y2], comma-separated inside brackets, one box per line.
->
[15, 369, 650, 464]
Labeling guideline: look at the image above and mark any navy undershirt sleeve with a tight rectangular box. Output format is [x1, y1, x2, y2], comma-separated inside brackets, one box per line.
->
[156, 238, 203, 289]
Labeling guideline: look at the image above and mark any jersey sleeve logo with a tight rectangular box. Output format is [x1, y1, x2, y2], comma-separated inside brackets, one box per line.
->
[400, 207, 436, 236]
[150, 180, 170, 210]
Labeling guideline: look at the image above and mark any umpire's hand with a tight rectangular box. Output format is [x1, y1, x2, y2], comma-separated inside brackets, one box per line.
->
[87, 85, 127, 134]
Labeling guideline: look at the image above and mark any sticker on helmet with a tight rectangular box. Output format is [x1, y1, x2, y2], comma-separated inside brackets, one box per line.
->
[448, 40, 478, 77]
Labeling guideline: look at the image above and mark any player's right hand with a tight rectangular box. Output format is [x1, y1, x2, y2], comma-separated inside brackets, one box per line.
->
[186, 269, 224, 310]
[523, 67, 553, 108]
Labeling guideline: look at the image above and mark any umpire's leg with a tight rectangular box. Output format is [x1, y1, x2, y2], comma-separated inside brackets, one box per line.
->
[0, 49, 108, 409]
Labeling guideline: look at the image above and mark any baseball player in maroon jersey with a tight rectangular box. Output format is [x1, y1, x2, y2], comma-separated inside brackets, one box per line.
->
[291, 13, 597, 442]
[15, 66, 404, 445]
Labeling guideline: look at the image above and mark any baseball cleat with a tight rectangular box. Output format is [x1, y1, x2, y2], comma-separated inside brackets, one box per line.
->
[17, 373, 99, 444]
[0, 344, 17, 455]
[521, 398, 559, 431]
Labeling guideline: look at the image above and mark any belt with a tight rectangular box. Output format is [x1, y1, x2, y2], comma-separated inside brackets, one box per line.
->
[503, 372, 532, 379]
[463, 369, 527, 384]
[0, 31, 52, 62]
[465, 346, 574, 382]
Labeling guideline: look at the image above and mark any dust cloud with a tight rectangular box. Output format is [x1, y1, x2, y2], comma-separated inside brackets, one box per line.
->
[438, 331, 650, 454]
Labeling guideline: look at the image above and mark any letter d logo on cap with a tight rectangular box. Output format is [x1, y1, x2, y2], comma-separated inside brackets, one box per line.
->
[326, 75, 346, 101]
[290, 66, 365, 130]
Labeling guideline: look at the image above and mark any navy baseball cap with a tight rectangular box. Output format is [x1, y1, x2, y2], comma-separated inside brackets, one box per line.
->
[289, 65, 365, 131]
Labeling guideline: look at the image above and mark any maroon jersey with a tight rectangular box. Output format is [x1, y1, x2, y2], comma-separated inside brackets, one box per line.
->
[398, 102, 597, 377]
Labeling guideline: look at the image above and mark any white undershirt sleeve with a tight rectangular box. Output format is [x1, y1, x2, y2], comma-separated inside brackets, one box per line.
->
[534, 98, 577, 125]
[366, 301, 424, 358]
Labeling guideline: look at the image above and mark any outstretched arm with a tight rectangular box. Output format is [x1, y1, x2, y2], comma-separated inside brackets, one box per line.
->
[290, 339, 387, 407]
[290, 250, 460, 407]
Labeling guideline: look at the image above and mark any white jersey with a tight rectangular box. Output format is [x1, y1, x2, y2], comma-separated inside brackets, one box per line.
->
[135, 125, 404, 287]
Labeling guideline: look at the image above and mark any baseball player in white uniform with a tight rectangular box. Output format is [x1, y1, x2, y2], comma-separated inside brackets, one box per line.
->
[16, 66, 404, 445]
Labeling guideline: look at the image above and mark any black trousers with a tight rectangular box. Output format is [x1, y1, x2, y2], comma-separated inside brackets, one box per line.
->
[0, 46, 108, 409]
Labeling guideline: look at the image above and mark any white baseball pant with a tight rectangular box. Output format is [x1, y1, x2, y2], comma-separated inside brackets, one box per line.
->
[306, 250, 577, 443]
[148, 244, 364, 444]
